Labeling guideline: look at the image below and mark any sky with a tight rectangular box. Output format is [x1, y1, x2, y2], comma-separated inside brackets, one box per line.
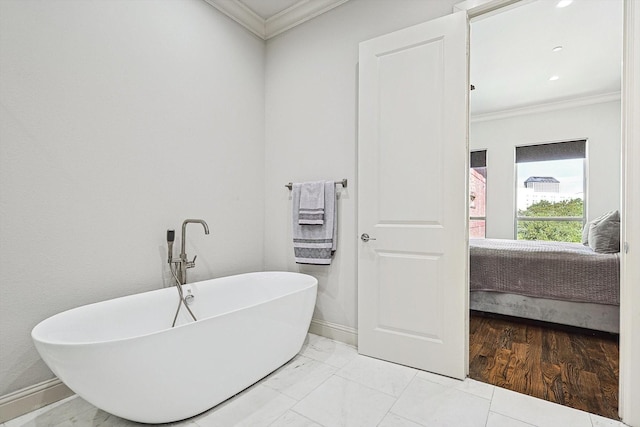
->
[516, 158, 584, 196]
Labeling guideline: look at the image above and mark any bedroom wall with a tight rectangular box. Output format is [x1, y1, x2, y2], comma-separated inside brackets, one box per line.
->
[264, 0, 460, 333]
[0, 0, 265, 397]
[470, 99, 621, 240]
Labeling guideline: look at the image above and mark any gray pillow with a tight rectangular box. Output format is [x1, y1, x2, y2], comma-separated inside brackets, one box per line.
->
[588, 210, 620, 253]
[582, 210, 615, 246]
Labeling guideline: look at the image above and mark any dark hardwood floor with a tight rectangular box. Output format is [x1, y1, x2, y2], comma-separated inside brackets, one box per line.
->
[469, 311, 619, 419]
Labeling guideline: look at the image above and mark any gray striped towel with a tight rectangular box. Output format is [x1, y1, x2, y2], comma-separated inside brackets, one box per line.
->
[298, 181, 325, 225]
[292, 181, 337, 264]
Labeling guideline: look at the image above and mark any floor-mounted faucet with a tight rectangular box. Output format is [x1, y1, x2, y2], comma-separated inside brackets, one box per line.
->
[166, 219, 210, 327]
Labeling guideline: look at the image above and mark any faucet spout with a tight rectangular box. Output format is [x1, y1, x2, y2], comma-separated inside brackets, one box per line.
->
[177, 219, 210, 286]
[180, 219, 210, 259]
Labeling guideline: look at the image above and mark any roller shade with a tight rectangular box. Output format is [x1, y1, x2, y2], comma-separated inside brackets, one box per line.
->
[470, 150, 486, 168]
[515, 140, 586, 163]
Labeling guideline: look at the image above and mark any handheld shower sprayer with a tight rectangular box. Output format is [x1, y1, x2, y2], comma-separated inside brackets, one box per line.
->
[167, 229, 175, 263]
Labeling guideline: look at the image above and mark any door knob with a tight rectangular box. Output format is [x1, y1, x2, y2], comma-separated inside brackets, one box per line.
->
[361, 233, 376, 242]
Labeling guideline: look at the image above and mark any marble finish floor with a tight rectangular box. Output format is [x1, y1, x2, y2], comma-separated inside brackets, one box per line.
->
[4, 334, 629, 427]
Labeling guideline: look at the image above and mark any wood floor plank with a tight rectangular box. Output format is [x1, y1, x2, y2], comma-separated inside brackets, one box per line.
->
[527, 326, 545, 399]
[506, 342, 531, 395]
[541, 328, 559, 365]
[487, 348, 512, 388]
[469, 312, 619, 420]
[561, 362, 589, 412]
[579, 371, 605, 416]
[540, 361, 563, 403]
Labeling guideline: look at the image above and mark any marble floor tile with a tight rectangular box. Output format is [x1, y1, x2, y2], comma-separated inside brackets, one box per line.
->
[416, 370, 462, 387]
[391, 377, 490, 427]
[52, 407, 138, 427]
[7, 396, 201, 427]
[292, 375, 396, 427]
[485, 411, 536, 427]
[490, 386, 592, 427]
[5, 396, 94, 427]
[377, 412, 426, 427]
[335, 354, 417, 397]
[267, 411, 323, 427]
[298, 334, 357, 369]
[194, 384, 296, 427]
[415, 372, 495, 401]
[52, 405, 198, 426]
[262, 354, 338, 400]
[591, 414, 626, 427]
[454, 378, 495, 400]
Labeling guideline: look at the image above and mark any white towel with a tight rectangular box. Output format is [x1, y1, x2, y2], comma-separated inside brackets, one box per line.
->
[298, 181, 325, 225]
[292, 181, 337, 264]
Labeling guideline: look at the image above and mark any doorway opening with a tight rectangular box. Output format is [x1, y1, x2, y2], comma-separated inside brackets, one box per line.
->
[467, 0, 623, 419]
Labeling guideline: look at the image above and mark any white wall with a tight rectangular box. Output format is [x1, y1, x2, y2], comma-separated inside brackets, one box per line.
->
[0, 0, 265, 396]
[264, 0, 460, 331]
[470, 100, 621, 239]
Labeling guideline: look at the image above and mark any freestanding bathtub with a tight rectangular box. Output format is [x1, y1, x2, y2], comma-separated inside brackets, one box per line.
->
[31, 271, 317, 424]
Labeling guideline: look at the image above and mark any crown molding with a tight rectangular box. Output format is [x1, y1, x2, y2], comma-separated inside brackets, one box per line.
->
[203, 0, 348, 40]
[203, 0, 265, 39]
[265, 0, 349, 39]
[470, 91, 622, 123]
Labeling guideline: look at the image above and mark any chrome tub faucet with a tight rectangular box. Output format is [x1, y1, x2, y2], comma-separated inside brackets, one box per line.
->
[167, 219, 210, 286]
[166, 219, 210, 326]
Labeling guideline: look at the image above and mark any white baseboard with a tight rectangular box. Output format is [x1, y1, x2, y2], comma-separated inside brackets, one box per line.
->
[308, 318, 358, 347]
[0, 378, 74, 423]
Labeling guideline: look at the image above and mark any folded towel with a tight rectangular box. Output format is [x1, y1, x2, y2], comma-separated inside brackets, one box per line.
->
[292, 181, 337, 264]
[299, 181, 325, 225]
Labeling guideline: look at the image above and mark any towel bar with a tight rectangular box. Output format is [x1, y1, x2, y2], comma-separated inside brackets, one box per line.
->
[285, 179, 347, 190]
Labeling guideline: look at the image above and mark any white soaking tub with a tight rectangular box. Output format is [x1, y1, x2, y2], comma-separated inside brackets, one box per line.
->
[31, 271, 317, 424]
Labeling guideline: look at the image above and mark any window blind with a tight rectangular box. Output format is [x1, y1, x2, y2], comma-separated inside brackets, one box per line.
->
[515, 140, 586, 163]
[470, 150, 486, 168]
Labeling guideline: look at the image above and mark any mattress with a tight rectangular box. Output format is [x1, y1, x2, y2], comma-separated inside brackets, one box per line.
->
[470, 238, 620, 306]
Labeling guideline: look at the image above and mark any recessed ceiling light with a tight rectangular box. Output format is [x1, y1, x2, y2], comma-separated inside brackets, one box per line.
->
[557, 0, 573, 8]
[552, 46, 563, 52]
[549, 75, 560, 81]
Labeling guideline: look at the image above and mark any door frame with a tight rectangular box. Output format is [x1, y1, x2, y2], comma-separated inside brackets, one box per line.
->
[455, 0, 639, 424]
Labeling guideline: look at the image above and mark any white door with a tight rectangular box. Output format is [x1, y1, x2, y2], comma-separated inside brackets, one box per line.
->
[357, 11, 469, 379]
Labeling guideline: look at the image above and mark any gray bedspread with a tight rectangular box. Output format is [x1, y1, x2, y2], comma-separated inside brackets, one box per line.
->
[470, 239, 620, 306]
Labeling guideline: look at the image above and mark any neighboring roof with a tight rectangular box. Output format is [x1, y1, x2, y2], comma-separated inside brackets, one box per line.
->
[525, 176, 560, 184]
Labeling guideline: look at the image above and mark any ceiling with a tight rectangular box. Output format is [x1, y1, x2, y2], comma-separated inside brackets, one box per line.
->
[238, 0, 301, 20]
[205, 0, 622, 116]
[470, 0, 623, 117]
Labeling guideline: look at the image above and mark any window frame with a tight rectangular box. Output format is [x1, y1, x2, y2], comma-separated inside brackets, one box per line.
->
[513, 140, 588, 241]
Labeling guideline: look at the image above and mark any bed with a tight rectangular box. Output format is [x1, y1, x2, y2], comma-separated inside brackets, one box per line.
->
[469, 238, 620, 333]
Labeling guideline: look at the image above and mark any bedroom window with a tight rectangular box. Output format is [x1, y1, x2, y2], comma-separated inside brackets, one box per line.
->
[470, 150, 487, 238]
[515, 140, 586, 243]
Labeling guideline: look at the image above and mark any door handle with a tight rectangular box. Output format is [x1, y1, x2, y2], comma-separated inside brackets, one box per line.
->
[360, 233, 376, 242]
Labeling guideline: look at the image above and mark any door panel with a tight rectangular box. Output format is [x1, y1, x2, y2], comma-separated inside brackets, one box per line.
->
[358, 11, 469, 379]
[377, 252, 443, 340]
